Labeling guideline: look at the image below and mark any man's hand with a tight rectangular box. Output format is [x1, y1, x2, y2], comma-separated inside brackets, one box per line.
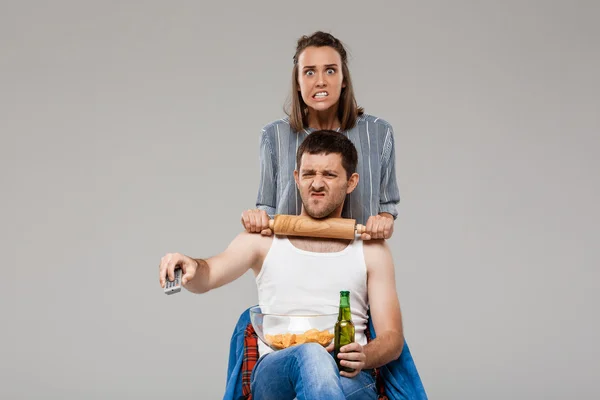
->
[336, 342, 367, 378]
[159, 252, 199, 289]
[361, 213, 394, 240]
[241, 209, 273, 236]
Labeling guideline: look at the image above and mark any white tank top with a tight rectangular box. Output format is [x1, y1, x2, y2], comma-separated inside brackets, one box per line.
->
[255, 235, 369, 358]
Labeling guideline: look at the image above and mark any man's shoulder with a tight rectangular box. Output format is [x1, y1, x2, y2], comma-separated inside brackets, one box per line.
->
[235, 231, 274, 246]
[362, 239, 392, 266]
[233, 231, 274, 258]
[362, 238, 389, 249]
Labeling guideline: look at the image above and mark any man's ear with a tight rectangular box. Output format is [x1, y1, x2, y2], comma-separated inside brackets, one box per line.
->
[294, 170, 299, 187]
[346, 172, 359, 194]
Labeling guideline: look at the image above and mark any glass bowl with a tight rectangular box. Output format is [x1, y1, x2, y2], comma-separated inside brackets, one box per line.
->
[249, 305, 338, 351]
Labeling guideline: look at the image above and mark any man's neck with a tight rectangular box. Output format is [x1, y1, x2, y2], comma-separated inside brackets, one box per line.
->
[287, 236, 351, 253]
[291, 210, 349, 252]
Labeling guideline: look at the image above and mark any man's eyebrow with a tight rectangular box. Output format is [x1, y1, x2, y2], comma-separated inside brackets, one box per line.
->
[300, 168, 340, 175]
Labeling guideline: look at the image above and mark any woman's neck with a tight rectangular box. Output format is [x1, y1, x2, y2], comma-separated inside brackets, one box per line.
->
[307, 108, 341, 131]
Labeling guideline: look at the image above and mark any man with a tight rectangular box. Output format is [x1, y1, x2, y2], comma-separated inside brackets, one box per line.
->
[159, 131, 404, 400]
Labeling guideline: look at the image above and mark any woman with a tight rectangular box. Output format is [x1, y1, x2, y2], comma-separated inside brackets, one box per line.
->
[242, 31, 400, 240]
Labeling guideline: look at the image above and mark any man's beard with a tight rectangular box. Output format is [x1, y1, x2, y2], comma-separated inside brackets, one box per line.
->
[301, 188, 346, 219]
[304, 200, 338, 219]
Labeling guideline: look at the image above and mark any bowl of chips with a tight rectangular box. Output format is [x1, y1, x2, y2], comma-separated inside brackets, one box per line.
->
[249, 305, 337, 351]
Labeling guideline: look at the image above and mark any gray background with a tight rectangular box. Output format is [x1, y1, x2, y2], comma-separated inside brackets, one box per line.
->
[2, 0, 599, 399]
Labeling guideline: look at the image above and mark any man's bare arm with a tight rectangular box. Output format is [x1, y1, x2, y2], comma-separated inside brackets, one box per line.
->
[362, 239, 404, 369]
[160, 232, 268, 294]
[186, 232, 268, 293]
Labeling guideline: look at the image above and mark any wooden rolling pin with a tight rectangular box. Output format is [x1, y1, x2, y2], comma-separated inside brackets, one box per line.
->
[268, 215, 366, 240]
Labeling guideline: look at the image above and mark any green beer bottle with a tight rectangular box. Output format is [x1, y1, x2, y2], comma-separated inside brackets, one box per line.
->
[334, 290, 355, 373]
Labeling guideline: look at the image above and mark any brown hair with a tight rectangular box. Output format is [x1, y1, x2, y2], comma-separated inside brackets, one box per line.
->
[286, 31, 364, 132]
[296, 130, 358, 179]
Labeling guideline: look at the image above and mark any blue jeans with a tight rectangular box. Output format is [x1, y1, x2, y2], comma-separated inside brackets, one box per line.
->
[250, 342, 377, 400]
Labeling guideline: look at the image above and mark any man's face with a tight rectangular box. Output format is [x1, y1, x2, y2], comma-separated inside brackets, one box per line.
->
[294, 152, 358, 219]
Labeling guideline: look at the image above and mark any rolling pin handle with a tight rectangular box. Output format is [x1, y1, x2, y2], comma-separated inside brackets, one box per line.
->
[356, 224, 366, 235]
[269, 219, 275, 230]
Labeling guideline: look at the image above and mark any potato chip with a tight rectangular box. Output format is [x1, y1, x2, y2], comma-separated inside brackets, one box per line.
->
[317, 331, 334, 346]
[266, 333, 284, 349]
[305, 329, 320, 341]
[265, 328, 334, 350]
[295, 334, 307, 344]
[282, 333, 296, 348]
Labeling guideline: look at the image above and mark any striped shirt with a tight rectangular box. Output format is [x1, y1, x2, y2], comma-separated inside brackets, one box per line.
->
[255, 114, 400, 225]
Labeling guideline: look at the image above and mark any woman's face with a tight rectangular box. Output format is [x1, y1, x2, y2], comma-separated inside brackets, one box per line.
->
[297, 46, 346, 113]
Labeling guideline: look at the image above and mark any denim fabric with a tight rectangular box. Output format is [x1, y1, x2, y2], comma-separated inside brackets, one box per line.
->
[224, 307, 428, 400]
[250, 343, 377, 400]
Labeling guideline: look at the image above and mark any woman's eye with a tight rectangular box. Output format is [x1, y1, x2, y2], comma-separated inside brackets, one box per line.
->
[326, 68, 335, 75]
[306, 70, 314, 76]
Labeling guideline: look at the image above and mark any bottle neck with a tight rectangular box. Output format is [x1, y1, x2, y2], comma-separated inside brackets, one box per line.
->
[338, 296, 352, 320]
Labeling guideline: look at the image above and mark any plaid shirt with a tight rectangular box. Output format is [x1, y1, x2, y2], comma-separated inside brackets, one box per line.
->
[241, 323, 389, 399]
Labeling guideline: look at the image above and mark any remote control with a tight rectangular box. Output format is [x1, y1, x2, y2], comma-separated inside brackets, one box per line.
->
[164, 268, 182, 295]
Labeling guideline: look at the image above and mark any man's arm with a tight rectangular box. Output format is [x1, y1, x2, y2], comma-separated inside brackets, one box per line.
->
[159, 232, 268, 294]
[362, 239, 404, 368]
